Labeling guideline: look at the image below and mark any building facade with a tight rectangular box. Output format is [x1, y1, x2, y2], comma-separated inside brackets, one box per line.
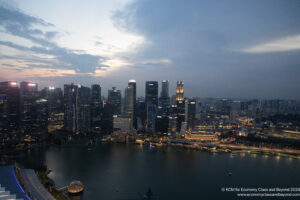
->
[90, 84, 102, 132]
[108, 87, 121, 115]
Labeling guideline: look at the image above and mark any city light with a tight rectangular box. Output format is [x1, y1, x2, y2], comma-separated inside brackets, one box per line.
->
[28, 83, 36, 87]
[9, 82, 17, 87]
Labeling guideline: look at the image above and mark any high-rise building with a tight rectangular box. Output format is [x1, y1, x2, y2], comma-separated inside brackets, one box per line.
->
[108, 87, 121, 115]
[161, 80, 169, 97]
[90, 84, 102, 131]
[136, 98, 146, 131]
[157, 80, 170, 134]
[176, 81, 184, 101]
[145, 81, 158, 106]
[0, 92, 8, 139]
[0, 81, 20, 139]
[78, 86, 91, 134]
[145, 81, 158, 134]
[64, 83, 79, 134]
[124, 86, 134, 116]
[35, 97, 48, 138]
[176, 81, 185, 132]
[128, 80, 137, 128]
[64, 84, 91, 134]
[101, 101, 113, 134]
[187, 99, 196, 130]
[169, 105, 177, 136]
[146, 102, 156, 134]
[20, 82, 38, 135]
[47, 87, 64, 132]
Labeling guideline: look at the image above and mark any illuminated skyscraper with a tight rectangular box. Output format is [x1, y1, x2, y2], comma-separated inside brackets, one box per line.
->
[145, 81, 158, 134]
[47, 87, 64, 132]
[91, 84, 102, 131]
[128, 80, 137, 128]
[161, 80, 169, 98]
[187, 98, 196, 130]
[0, 81, 20, 138]
[78, 86, 91, 133]
[169, 105, 177, 136]
[146, 102, 156, 134]
[20, 81, 38, 135]
[176, 81, 185, 132]
[64, 83, 79, 133]
[136, 98, 146, 131]
[176, 81, 184, 101]
[35, 96, 48, 138]
[124, 86, 134, 114]
[145, 81, 158, 106]
[157, 80, 170, 134]
[64, 84, 91, 134]
[108, 87, 121, 115]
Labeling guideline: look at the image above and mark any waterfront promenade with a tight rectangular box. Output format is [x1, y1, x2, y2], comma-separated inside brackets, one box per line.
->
[217, 143, 300, 155]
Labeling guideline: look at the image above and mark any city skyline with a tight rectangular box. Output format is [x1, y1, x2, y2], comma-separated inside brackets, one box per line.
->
[1, 1, 300, 199]
[0, 0, 300, 99]
[1, 79, 300, 100]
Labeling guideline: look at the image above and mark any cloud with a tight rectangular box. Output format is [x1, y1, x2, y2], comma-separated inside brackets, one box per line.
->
[110, 0, 300, 99]
[0, 66, 76, 79]
[0, 3, 107, 75]
[241, 35, 300, 53]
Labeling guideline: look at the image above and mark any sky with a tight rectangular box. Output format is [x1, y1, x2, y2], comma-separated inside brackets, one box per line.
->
[0, 0, 300, 99]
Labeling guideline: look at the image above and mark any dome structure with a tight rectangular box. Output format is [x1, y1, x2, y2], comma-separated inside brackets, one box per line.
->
[68, 180, 84, 194]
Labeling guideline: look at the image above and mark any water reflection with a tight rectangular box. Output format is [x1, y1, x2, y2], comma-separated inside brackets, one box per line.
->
[14, 143, 300, 200]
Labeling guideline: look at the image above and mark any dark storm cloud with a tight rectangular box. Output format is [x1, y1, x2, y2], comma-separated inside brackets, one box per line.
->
[0, 3, 107, 73]
[112, 0, 300, 99]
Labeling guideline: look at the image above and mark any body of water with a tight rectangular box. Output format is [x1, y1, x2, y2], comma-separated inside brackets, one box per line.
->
[15, 143, 300, 199]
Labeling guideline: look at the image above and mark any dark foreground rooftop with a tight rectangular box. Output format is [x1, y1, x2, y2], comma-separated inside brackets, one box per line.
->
[0, 165, 30, 200]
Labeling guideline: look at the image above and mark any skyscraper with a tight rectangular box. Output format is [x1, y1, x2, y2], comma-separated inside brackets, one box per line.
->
[64, 83, 79, 134]
[78, 86, 91, 134]
[145, 81, 158, 134]
[157, 80, 170, 134]
[0, 81, 20, 138]
[136, 98, 146, 131]
[161, 80, 169, 98]
[20, 81, 38, 135]
[64, 84, 91, 134]
[176, 81, 184, 101]
[128, 80, 137, 128]
[108, 87, 121, 115]
[90, 84, 102, 131]
[47, 87, 64, 132]
[101, 102, 113, 134]
[35, 96, 48, 138]
[187, 98, 196, 130]
[124, 86, 134, 116]
[146, 102, 156, 134]
[176, 81, 185, 132]
[145, 81, 158, 106]
[169, 105, 177, 136]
